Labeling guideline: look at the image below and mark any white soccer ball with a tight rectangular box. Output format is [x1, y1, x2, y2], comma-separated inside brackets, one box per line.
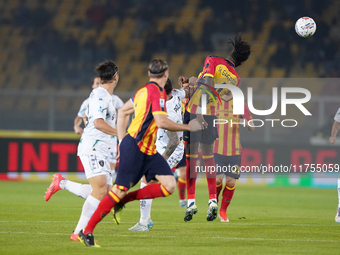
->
[295, 17, 316, 37]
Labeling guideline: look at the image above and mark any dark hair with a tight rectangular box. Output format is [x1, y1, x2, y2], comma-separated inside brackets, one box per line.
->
[148, 59, 168, 78]
[164, 78, 173, 95]
[229, 34, 251, 67]
[91, 75, 100, 83]
[95, 60, 118, 83]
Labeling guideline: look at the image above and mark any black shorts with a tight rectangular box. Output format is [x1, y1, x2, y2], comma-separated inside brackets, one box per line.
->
[214, 154, 241, 179]
[114, 135, 173, 190]
[176, 153, 186, 168]
[183, 110, 218, 145]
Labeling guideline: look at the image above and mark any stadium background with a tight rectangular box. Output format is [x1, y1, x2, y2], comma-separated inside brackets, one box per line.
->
[0, 0, 339, 187]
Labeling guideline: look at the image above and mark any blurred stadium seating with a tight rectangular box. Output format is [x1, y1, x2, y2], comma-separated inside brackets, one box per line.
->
[0, 0, 339, 141]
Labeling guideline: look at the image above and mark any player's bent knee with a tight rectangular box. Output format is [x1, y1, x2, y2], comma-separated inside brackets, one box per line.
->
[225, 177, 236, 188]
[158, 175, 176, 194]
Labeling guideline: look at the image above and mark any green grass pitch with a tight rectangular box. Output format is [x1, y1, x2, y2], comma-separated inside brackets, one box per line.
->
[0, 180, 339, 255]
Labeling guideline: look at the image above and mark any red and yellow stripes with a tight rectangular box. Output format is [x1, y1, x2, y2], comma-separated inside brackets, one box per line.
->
[178, 177, 186, 184]
[114, 184, 128, 191]
[160, 184, 171, 197]
[108, 190, 121, 203]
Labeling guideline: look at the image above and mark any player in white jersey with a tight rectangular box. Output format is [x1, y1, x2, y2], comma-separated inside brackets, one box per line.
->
[128, 78, 190, 231]
[329, 107, 340, 222]
[44, 61, 120, 240]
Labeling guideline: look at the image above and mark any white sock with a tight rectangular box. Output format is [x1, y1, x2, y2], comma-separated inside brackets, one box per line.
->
[187, 199, 195, 207]
[140, 182, 153, 222]
[337, 178, 340, 208]
[60, 180, 92, 199]
[74, 195, 100, 234]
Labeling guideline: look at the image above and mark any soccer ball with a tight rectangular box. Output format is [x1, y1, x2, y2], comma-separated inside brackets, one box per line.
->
[295, 17, 316, 37]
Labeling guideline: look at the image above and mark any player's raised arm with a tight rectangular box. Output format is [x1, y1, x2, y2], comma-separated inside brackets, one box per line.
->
[74, 116, 83, 134]
[117, 99, 134, 141]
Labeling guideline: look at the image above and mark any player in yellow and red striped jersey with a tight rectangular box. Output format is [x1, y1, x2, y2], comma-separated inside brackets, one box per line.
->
[77, 59, 202, 247]
[182, 34, 251, 223]
[213, 90, 254, 222]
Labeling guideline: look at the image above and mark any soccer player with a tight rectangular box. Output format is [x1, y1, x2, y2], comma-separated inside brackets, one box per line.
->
[78, 59, 201, 247]
[183, 34, 251, 222]
[213, 90, 254, 222]
[73, 76, 123, 171]
[129, 78, 188, 231]
[328, 107, 340, 222]
[46, 60, 119, 241]
[73, 76, 101, 135]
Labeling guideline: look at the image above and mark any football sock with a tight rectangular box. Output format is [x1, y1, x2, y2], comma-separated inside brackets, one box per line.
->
[74, 195, 100, 234]
[202, 154, 216, 200]
[216, 183, 223, 204]
[121, 183, 172, 204]
[220, 185, 235, 213]
[338, 178, 340, 208]
[140, 182, 153, 221]
[178, 177, 186, 201]
[84, 191, 120, 235]
[60, 180, 92, 199]
[186, 153, 198, 200]
[187, 198, 195, 206]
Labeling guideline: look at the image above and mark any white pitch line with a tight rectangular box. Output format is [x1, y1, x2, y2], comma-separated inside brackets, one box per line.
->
[0, 231, 338, 243]
[0, 220, 339, 227]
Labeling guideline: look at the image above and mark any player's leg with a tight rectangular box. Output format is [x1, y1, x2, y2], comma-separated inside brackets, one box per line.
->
[44, 173, 93, 201]
[216, 174, 224, 204]
[178, 165, 187, 207]
[184, 141, 199, 221]
[74, 155, 111, 237]
[201, 143, 218, 221]
[336, 178, 340, 222]
[129, 176, 154, 231]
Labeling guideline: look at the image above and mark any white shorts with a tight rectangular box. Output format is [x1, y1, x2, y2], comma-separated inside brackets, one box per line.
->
[108, 136, 118, 164]
[157, 148, 184, 169]
[79, 153, 112, 185]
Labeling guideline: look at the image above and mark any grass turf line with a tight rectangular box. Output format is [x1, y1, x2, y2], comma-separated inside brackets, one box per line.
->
[0, 181, 339, 255]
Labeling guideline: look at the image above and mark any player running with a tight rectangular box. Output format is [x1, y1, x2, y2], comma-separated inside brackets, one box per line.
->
[213, 90, 254, 222]
[129, 78, 189, 231]
[183, 34, 251, 222]
[328, 107, 340, 222]
[78, 59, 201, 247]
[45, 61, 120, 241]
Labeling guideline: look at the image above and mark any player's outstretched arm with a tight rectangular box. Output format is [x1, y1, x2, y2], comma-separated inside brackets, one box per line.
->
[73, 116, 83, 134]
[154, 114, 202, 132]
[117, 100, 134, 141]
[94, 118, 117, 137]
[329, 120, 340, 144]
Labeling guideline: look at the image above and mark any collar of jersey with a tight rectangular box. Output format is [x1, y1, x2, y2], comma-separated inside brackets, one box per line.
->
[226, 59, 235, 68]
[148, 81, 163, 90]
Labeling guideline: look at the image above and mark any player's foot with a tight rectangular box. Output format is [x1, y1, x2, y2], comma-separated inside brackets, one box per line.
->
[184, 202, 198, 222]
[206, 200, 218, 221]
[179, 200, 186, 207]
[147, 219, 153, 229]
[128, 222, 149, 231]
[70, 231, 79, 241]
[218, 211, 229, 222]
[112, 201, 124, 224]
[44, 173, 65, 201]
[78, 229, 100, 247]
[335, 207, 340, 223]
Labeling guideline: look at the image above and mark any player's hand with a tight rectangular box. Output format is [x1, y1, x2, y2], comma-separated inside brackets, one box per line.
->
[74, 126, 83, 135]
[329, 137, 336, 144]
[115, 146, 120, 160]
[197, 114, 208, 129]
[178, 76, 189, 88]
[188, 118, 203, 132]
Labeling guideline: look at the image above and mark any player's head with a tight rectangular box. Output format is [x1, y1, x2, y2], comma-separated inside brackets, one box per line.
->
[92, 76, 101, 89]
[148, 59, 169, 86]
[95, 60, 119, 86]
[164, 78, 173, 99]
[228, 34, 251, 67]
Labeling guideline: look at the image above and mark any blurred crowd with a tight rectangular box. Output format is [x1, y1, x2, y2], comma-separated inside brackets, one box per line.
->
[3, 0, 339, 88]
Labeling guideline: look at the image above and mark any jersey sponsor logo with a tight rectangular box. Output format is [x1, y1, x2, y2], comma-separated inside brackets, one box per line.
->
[99, 160, 104, 167]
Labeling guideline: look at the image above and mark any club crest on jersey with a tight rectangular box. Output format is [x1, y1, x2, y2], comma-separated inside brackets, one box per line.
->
[160, 98, 165, 108]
